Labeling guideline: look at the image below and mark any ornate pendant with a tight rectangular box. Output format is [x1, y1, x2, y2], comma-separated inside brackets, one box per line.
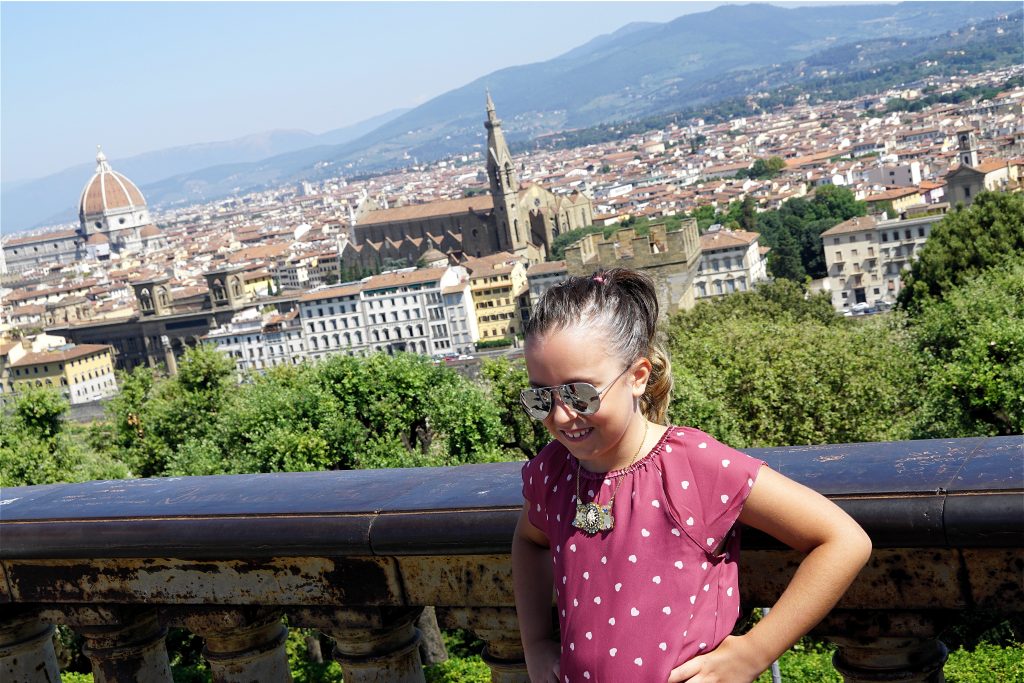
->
[573, 501, 614, 534]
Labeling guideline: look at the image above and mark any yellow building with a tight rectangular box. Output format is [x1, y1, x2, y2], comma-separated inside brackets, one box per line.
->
[7, 343, 117, 405]
[464, 252, 529, 342]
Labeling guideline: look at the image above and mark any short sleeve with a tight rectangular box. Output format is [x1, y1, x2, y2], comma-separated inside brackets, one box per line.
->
[659, 427, 766, 558]
[520, 440, 565, 534]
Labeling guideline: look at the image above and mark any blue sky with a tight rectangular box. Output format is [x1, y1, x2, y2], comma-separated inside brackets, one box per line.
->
[1, 1, 826, 183]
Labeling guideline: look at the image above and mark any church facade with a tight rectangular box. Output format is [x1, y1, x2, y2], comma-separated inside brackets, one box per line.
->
[348, 95, 593, 270]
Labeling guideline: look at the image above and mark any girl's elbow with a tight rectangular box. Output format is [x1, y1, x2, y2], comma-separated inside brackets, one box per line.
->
[850, 523, 873, 567]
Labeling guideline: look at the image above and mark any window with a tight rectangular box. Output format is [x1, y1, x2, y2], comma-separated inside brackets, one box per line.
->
[918, 227, 925, 237]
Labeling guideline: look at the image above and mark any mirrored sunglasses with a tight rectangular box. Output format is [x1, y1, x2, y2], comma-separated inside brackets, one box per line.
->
[519, 366, 630, 420]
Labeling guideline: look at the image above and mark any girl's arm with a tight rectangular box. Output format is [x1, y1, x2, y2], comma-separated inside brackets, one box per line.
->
[511, 504, 561, 683]
[669, 466, 873, 683]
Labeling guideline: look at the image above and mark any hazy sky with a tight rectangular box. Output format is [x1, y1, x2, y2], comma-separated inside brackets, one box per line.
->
[1, 1, 830, 183]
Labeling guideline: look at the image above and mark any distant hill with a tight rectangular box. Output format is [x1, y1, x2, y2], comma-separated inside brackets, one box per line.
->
[1, 107, 410, 232]
[4, 1, 1020, 233]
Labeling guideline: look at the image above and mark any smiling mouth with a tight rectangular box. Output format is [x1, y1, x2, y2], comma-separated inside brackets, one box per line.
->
[561, 427, 593, 442]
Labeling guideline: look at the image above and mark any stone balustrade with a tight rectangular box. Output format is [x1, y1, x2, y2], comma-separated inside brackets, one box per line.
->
[1, 435, 1021, 682]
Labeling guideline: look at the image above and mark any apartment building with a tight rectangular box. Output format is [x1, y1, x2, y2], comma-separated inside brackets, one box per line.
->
[205, 307, 306, 373]
[298, 283, 367, 361]
[693, 227, 770, 299]
[821, 211, 946, 311]
[464, 253, 529, 341]
[525, 260, 569, 313]
[4, 340, 117, 405]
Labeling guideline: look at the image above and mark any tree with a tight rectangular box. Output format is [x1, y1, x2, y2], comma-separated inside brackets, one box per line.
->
[811, 185, 866, 222]
[897, 192, 1024, 313]
[480, 357, 550, 458]
[1, 387, 128, 487]
[740, 196, 757, 232]
[907, 261, 1024, 438]
[767, 229, 805, 281]
[14, 386, 69, 439]
[665, 282, 920, 448]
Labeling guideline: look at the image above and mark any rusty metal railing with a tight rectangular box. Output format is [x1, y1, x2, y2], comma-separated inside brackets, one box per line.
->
[1, 436, 1022, 682]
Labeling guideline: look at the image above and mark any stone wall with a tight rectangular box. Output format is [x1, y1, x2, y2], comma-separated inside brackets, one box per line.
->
[564, 219, 701, 317]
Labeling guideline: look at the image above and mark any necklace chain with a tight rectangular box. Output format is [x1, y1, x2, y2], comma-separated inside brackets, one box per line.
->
[572, 419, 649, 534]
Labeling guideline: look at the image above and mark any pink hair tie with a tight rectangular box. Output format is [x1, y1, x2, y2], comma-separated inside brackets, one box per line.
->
[592, 275, 605, 284]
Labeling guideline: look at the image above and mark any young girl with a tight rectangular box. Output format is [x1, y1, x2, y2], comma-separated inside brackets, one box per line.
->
[512, 268, 872, 683]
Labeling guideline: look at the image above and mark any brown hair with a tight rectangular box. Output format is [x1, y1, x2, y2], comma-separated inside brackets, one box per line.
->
[523, 268, 673, 423]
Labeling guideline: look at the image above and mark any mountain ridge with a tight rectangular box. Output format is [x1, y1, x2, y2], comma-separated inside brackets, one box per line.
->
[4, 1, 1019, 234]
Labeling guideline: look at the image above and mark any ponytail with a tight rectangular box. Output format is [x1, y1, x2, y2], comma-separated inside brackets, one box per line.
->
[641, 342, 673, 424]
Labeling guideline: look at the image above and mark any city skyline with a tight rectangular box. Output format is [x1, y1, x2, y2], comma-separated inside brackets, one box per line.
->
[1, 0, 741, 184]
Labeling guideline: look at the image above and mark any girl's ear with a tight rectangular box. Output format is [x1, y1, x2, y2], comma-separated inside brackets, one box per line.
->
[631, 357, 653, 398]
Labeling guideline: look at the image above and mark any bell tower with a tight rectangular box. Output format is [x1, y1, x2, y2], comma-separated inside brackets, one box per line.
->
[485, 92, 523, 253]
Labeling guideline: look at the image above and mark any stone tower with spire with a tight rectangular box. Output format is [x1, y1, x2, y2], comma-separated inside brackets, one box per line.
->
[485, 92, 525, 254]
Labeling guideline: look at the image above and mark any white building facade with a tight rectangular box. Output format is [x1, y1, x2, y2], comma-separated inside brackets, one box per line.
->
[821, 212, 945, 311]
[693, 227, 770, 299]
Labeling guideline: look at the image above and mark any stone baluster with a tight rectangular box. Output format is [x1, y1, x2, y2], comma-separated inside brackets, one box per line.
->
[76, 610, 173, 683]
[441, 607, 529, 683]
[302, 607, 424, 683]
[0, 612, 60, 683]
[184, 608, 291, 683]
[822, 611, 949, 683]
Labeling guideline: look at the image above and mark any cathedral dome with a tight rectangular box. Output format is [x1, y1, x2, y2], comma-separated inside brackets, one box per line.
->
[86, 232, 110, 245]
[78, 148, 147, 220]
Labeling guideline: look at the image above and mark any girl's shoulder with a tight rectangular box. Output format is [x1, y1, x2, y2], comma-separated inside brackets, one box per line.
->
[657, 424, 765, 482]
[522, 439, 573, 478]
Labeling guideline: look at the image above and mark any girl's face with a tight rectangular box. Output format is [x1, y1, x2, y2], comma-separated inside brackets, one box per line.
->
[524, 324, 650, 473]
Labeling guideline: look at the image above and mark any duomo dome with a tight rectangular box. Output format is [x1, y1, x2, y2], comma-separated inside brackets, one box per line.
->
[76, 147, 162, 254]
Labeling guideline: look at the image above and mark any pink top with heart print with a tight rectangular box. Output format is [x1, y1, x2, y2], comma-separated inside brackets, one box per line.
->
[521, 425, 767, 683]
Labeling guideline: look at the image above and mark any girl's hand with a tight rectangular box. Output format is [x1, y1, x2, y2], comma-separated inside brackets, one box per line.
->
[667, 635, 765, 683]
[524, 638, 561, 683]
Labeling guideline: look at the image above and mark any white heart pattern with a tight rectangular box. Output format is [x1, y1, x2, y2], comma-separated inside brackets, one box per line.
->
[671, 528, 681, 536]
[641, 528, 651, 537]
[586, 632, 593, 640]
[628, 554, 638, 563]
[583, 571, 590, 580]
[681, 480, 690, 489]
[721, 494, 729, 504]
[601, 556, 607, 564]
[721, 459, 730, 467]
[663, 606, 672, 614]
[659, 642, 667, 651]
[609, 648, 617, 656]
[634, 658, 643, 666]
[689, 595, 696, 604]
[706, 537, 715, 546]
[570, 544, 577, 552]
[652, 575, 661, 584]
[594, 596, 601, 605]
[686, 517, 695, 526]
[651, 499, 660, 508]
[631, 607, 640, 616]
[675, 561, 684, 569]
[698, 442, 707, 449]
[609, 617, 616, 625]
[615, 582, 622, 591]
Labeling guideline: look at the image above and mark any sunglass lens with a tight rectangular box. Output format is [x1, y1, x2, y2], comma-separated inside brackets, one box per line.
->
[520, 388, 552, 420]
[560, 383, 601, 415]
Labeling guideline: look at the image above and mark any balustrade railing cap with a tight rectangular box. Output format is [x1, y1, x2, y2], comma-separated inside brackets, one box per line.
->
[1, 436, 1021, 559]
